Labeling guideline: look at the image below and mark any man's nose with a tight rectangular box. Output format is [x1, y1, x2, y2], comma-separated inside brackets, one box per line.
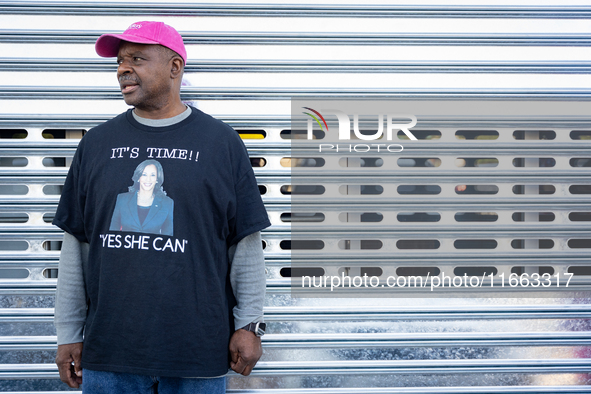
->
[117, 59, 132, 76]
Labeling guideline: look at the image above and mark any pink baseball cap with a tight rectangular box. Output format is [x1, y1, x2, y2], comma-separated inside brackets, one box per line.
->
[95, 21, 187, 64]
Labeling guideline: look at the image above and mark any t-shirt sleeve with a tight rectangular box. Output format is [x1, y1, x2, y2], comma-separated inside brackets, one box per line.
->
[228, 166, 271, 246]
[53, 144, 88, 243]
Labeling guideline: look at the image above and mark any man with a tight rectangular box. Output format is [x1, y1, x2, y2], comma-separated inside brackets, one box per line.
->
[53, 21, 271, 393]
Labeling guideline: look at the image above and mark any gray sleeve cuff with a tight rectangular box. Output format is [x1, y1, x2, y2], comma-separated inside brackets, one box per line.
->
[234, 313, 264, 331]
[229, 231, 266, 330]
[55, 323, 84, 345]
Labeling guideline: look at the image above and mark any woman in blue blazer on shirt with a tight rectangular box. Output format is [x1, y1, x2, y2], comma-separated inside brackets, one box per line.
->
[109, 159, 174, 236]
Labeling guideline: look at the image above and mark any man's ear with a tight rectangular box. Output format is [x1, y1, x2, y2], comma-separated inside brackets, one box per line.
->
[171, 57, 184, 79]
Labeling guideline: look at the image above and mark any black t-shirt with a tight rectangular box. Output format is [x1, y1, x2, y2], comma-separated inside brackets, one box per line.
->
[53, 106, 271, 377]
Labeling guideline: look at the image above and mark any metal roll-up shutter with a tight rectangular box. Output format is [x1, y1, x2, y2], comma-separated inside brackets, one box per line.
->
[0, 1, 590, 392]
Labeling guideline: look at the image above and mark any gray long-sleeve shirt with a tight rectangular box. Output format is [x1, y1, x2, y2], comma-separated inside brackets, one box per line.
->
[54, 107, 267, 345]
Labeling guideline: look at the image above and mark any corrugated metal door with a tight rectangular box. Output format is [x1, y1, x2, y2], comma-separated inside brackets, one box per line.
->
[0, 1, 590, 392]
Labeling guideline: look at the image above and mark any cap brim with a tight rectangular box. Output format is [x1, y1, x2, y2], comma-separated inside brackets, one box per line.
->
[95, 33, 160, 58]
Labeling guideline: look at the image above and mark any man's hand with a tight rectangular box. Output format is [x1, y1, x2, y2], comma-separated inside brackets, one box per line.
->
[229, 329, 262, 376]
[55, 342, 83, 388]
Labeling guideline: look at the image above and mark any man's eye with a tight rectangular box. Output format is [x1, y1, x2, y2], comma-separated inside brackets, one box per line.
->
[133, 57, 142, 61]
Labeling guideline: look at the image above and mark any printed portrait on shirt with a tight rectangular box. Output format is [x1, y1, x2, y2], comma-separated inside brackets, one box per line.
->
[109, 159, 174, 236]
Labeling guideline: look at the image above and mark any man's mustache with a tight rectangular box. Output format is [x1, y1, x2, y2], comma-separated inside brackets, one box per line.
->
[119, 75, 140, 84]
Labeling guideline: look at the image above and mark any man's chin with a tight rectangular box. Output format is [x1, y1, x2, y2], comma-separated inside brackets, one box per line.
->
[123, 99, 137, 107]
[122, 93, 141, 107]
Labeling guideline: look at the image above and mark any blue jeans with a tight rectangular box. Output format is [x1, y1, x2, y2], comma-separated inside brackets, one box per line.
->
[82, 368, 226, 394]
